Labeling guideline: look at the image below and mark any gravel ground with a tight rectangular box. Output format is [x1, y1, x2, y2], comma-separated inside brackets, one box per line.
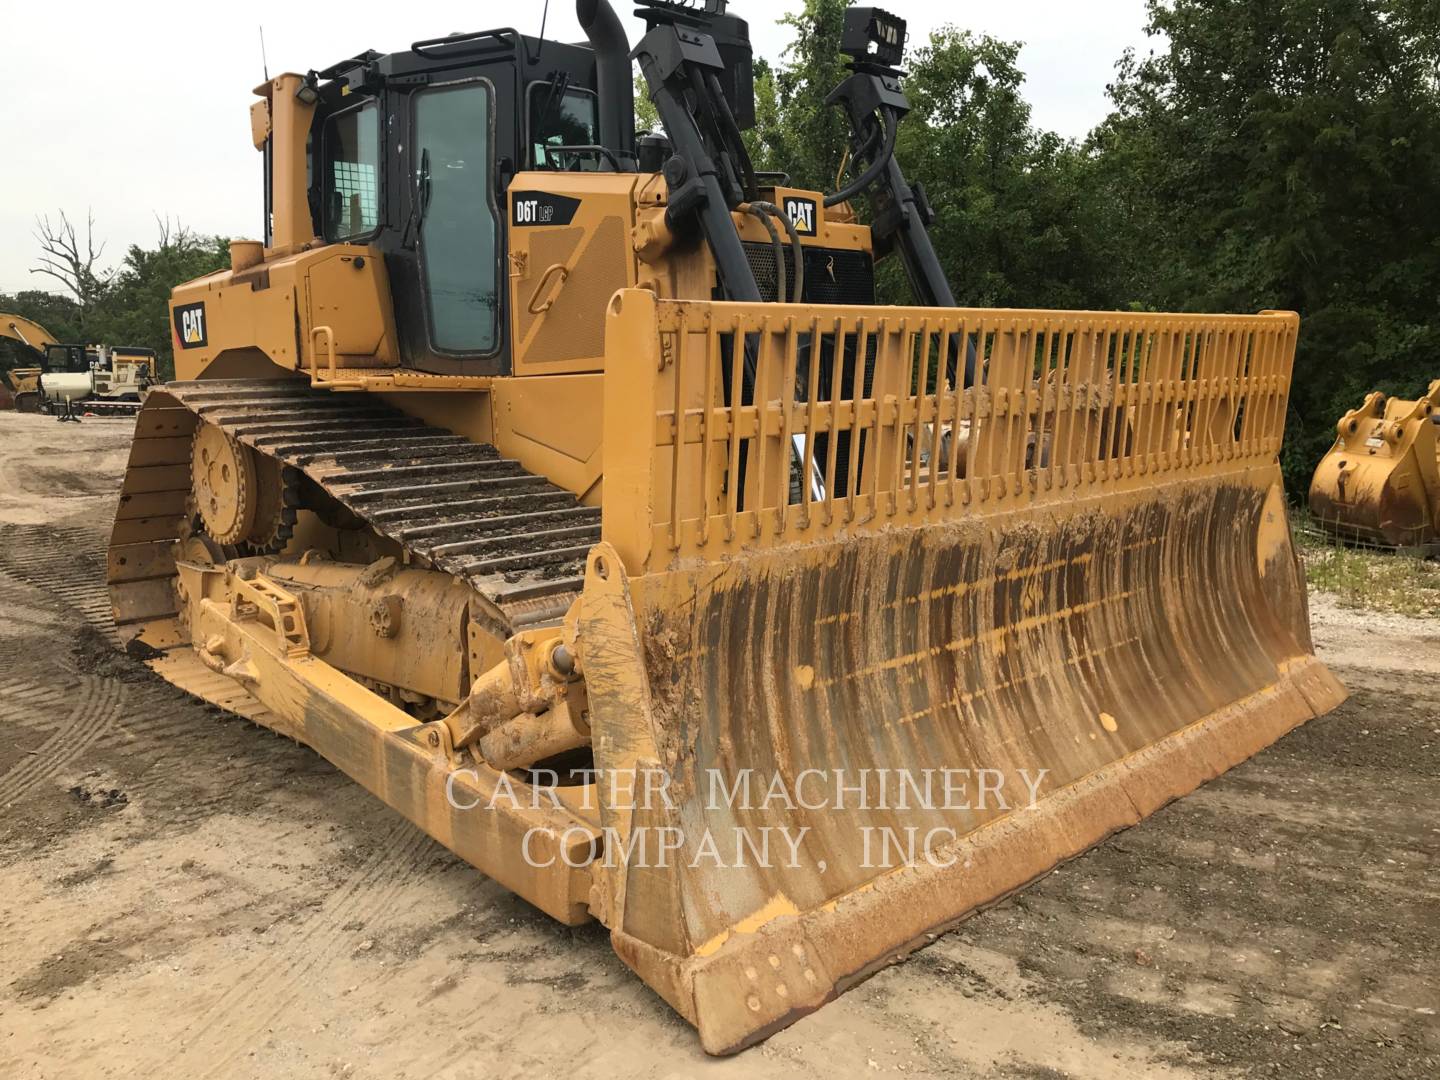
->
[0, 411, 1435, 1079]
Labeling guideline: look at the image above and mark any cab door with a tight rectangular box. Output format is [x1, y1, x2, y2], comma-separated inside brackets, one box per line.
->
[401, 76, 507, 374]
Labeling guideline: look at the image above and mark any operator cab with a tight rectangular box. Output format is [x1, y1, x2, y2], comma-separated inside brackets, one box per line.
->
[41, 344, 94, 375]
[290, 31, 615, 376]
[257, 2, 942, 384]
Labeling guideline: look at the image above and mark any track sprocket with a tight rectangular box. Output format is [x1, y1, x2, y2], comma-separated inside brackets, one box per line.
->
[190, 423, 299, 552]
[191, 424, 257, 545]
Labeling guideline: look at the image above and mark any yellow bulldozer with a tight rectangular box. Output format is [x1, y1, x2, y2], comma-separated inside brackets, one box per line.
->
[106, 1, 1344, 1052]
[1308, 381, 1440, 552]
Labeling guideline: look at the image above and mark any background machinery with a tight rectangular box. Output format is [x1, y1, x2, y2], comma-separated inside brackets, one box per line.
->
[37, 343, 156, 419]
[1308, 380, 1440, 552]
[2, 312, 155, 416]
[1, 313, 56, 412]
[105, 0, 1344, 1052]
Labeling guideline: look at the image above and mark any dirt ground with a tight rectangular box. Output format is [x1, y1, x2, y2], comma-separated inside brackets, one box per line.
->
[0, 410, 1435, 1079]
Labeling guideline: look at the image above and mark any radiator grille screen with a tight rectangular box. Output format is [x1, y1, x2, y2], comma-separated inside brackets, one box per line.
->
[742, 243, 876, 306]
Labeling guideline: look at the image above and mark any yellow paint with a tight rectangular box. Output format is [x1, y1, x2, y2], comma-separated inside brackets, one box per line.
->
[811, 589, 1137, 692]
[1, 313, 59, 353]
[891, 632, 1143, 728]
[1307, 379, 1440, 549]
[693, 893, 801, 958]
[99, 52, 1348, 1056]
[748, 662, 1339, 931]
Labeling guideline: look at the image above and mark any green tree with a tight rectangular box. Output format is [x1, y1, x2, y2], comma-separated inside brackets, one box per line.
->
[1098, 0, 1440, 487]
[748, 10, 1123, 310]
[0, 290, 83, 376]
[745, 0, 853, 189]
[891, 28, 1123, 309]
[634, 70, 660, 132]
[94, 221, 230, 380]
[3, 218, 228, 383]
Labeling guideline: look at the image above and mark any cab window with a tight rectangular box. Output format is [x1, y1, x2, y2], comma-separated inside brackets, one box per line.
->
[322, 101, 380, 241]
[414, 81, 500, 354]
[527, 81, 600, 168]
[44, 344, 88, 373]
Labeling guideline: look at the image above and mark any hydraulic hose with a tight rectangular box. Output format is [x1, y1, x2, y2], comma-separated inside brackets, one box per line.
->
[747, 201, 806, 303]
[687, 66, 747, 204]
[825, 108, 899, 208]
[705, 71, 760, 203]
[742, 204, 787, 304]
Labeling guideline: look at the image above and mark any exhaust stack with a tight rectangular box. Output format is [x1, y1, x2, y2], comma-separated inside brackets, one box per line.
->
[576, 0, 635, 161]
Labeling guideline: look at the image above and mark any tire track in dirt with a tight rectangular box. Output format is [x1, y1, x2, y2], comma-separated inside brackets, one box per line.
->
[0, 675, 124, 804]
[0, 520, 200, 759]
[0, 679, 75, 744]
[0, 677, 66, 717]
[149, 820, 438, 1079]
[0, 679, 68, 774]
[4, 462, 461, 1074]
[105, 689, 316, 831]
[0, 603, 67, 635]
[0, 526, 248, 748]
[0, 523, 118, 642]
[115, 683, 235, 744]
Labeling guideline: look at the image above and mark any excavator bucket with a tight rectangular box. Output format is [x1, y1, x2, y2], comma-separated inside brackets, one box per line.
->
[1308, 381, 1440, 551]
[574, 291, 1346, 1052]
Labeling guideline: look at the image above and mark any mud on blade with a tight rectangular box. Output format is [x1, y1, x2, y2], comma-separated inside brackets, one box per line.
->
[573, 293, 1345, 1052]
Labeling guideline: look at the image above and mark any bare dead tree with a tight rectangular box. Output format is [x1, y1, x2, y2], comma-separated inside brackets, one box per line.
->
[30, 209, 114, 315]
[151, 213, 200, 253]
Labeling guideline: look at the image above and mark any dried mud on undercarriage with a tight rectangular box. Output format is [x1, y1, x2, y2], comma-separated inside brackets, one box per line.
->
[0, 412, 1435, 1080]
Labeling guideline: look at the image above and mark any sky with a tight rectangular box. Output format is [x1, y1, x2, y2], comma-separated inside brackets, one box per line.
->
[0, 1, 1155, 295]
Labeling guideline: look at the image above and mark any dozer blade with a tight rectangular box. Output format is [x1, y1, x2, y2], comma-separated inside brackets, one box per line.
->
[574, 291, 1346, 1053]
[1308, 381, 1440, 551]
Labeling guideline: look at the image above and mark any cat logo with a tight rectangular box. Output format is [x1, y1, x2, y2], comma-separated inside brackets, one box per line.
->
[173, 302, 208, 350]
[783, 196, 819, 236]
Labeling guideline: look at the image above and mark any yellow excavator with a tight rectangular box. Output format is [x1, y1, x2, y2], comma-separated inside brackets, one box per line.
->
[106, 1, 1344, 1052]
[1308, 381, 1440, 552]
[2, 312, 156, 416]
[2, 313, 57, 412]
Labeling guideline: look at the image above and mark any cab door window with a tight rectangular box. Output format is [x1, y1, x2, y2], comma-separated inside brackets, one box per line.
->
[413, 81, 500, 354]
